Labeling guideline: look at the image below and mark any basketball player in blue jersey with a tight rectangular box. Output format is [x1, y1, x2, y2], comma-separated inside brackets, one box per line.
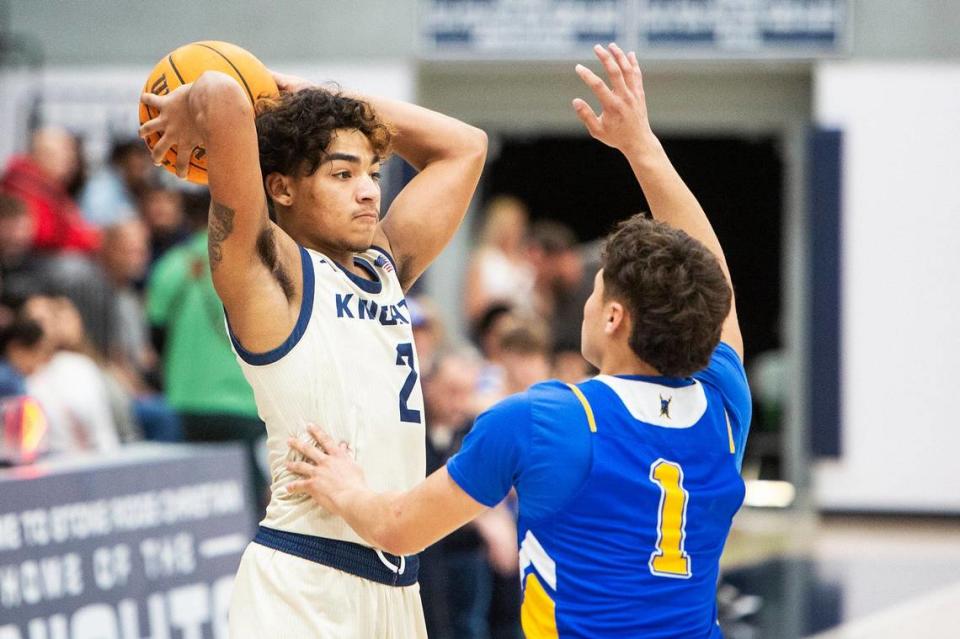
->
[286, 43, 750, 638]
[140, 67, 486, 636]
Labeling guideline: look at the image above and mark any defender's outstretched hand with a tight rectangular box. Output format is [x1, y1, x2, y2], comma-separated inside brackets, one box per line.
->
[139, 85, 203, 179]
[286, 425, 365, 516]
[573, 44, 658, 157]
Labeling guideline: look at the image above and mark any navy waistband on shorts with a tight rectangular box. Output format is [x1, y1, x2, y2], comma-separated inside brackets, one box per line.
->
[254, 526, 419, 587]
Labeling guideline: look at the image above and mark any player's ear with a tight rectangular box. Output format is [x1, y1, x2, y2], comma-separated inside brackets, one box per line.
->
[265, 172, 294, 208]
[604, 300, 625, 336]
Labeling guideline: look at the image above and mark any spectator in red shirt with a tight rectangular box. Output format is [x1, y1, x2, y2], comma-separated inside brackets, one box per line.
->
[1, 126, 100, 254]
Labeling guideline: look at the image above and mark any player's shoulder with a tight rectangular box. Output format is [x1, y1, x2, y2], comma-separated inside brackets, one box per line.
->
[478, 381, 584, 432]
[525, 380, 596, 437]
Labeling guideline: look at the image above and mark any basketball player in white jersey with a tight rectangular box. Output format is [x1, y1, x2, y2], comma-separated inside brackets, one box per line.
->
[140, 67, 486, 638]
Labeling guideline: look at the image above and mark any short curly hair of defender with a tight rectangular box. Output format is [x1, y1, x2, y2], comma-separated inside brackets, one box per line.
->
[601, 214, 732, 377]
[255, 88, 393, 179]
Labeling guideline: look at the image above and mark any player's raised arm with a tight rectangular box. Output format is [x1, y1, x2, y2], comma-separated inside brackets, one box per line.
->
[271, 71, 488, 291]
[140, 72, 301, 348]
[365, 95, 487, 291]
[573, 44, 743, 358]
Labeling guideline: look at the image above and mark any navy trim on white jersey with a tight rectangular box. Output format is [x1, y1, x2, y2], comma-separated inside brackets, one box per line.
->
[369, 244, 399, 273]
[227, 244, 316, 366]
[333, 256, 382, 294]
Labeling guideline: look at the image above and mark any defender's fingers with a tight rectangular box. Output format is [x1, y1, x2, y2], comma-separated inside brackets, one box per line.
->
[575, 64, 615, 107]
[289, 436, 325, 464]
[626, 51, 644, 94]
[594, 44, 628, 96]
[572, 98, 602, 138]
[285, 460, 317, 477]
[286, 480, 308, 495]
[609, 44, 638, 94]
[308, 424, 339, 454]
[174, 145, 191, 178]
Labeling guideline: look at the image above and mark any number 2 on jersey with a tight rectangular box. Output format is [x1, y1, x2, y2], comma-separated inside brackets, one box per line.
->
[649, 459, 692, 578]
[395, 343, 422, 424]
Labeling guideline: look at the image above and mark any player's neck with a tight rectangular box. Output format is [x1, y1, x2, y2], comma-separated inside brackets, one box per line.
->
[598, 346, 662, 377]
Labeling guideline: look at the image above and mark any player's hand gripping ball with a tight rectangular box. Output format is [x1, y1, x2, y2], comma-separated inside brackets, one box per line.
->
[138, 41, 278, 184]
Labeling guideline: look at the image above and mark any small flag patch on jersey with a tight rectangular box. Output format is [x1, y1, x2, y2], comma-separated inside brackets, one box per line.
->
[374, 254, 394, 273]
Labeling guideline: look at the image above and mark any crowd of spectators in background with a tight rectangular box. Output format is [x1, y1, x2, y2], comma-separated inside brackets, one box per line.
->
[0, 126, 602, 639]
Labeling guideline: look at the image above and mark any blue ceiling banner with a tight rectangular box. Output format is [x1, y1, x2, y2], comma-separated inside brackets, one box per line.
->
[421, 0, 849, 60]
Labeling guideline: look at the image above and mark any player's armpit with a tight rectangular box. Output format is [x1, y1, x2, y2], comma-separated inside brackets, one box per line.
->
[362, 95, 486, 291]
[190, 73, 303, 350]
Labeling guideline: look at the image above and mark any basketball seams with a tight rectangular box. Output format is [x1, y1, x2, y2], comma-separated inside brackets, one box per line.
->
[193, 42, 256, 105]
[140, 41, 274, 185]
[167, 54, 186, 85]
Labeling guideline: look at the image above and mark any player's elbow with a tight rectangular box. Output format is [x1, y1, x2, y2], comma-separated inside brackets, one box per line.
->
[464, 126, 488, 163]
[373, 506, 425, 556]
[190, 72, 253, 121]
[376, 534, 419, 557]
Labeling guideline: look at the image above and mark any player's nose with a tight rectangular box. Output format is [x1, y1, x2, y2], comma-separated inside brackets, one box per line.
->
[356, 174, 379, 201]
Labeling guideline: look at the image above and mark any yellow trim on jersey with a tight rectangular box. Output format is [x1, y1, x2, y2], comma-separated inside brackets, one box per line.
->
[725, 411, 735, 454]
[521, 572, 559, 639]
[566, 383, 597, 432]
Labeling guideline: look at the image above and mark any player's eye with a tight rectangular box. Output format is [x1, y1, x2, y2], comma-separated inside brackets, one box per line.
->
[334, 170, 352, 180]
[370, 171, 382, 182]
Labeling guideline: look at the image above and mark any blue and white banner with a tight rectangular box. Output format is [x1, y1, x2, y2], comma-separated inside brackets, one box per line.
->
[0, 444, 253, 639]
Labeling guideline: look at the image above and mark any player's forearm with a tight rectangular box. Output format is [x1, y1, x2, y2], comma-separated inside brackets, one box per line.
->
[352, 93, 487, 171]
[623, 138, 732, 284]
[336, 489, 429, 556]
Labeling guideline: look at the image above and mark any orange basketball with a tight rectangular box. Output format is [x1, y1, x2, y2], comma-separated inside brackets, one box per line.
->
[139, 41, 279, 185]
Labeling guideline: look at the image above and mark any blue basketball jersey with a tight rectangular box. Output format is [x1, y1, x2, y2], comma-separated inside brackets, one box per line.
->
[447, 343, 750, 638]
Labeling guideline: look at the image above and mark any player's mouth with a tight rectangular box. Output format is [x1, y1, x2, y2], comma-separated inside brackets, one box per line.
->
[353, 210, 378, 222]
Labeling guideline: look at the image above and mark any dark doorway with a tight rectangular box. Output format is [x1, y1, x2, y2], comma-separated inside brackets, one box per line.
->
[483, 134, 784, 362]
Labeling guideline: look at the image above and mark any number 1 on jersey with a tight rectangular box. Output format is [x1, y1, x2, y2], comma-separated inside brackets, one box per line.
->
[395, 343, 422, 424]
[649, 459, 692, 578]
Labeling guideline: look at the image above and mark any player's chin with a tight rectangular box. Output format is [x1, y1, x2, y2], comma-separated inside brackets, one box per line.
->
[346, 227, 378, 253]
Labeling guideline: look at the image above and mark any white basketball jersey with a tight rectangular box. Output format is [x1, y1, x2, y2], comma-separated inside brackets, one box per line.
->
[228, 244, 425, 545]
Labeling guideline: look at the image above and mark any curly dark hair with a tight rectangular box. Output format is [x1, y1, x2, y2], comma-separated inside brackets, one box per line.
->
[255, 88, 393, 179]
[601, 214, 731, 377]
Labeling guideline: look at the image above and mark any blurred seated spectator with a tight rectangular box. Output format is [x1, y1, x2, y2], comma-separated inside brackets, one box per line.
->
[463, 195, 535, 324]
[0, 316, 48, 398]
[0, 193, 38, 301]
[420, 347, 520, 639]
[2, 132, 115, 356]
[101, 219, 155, 379]
[528, 220, 593, 382]
[1, 126, 100, 254]
[100, 219, 181, 442]
[146, 196, 266, 514]
[21, 296, 121, 454]
[79, 139, 153, 227]
[141, 187, 191, 268]
[498, 317, 552, 394]
[471, 304, 521, 411]
[408, 295, 445, 373]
